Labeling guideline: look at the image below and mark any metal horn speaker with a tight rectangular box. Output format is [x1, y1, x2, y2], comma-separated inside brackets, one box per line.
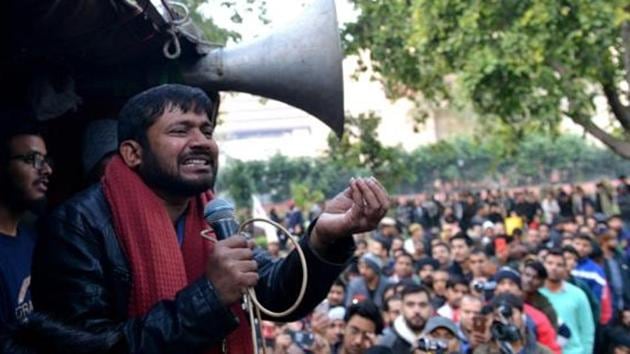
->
[182, 0, 345, 136]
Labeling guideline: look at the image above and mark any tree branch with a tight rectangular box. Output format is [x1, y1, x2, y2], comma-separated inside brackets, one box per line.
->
[602, 81, 630, 131]
[622, 20, 630, 93]
[569, 116, 630, 159]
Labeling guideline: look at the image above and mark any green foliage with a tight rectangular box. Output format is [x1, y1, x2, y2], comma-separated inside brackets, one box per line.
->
[183, 0, 268, 44]
[218, 128, 630, 208]
[344, 0, 630, 157]
[327, 112, 415, 191]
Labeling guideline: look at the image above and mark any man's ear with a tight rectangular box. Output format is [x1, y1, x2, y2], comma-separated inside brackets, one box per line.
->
[119, 140, 143, 168]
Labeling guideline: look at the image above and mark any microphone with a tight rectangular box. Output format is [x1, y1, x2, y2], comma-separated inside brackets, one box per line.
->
[204, 198, 240, 240]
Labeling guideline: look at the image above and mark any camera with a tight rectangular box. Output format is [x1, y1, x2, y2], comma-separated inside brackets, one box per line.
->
[488, 302, 521, 343]
[472, 280, 496, 293]
[416, 337, 447, 354]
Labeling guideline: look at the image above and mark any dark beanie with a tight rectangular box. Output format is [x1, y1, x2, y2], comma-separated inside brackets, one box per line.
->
[493, 267, 522, 289]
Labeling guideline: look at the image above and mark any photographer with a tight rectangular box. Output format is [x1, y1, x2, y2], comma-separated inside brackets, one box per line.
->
[414, 316, 462, 354]
[473, 293, 553, 354]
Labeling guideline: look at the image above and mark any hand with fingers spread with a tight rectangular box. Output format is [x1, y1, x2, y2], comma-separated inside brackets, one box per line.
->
[206, 235, 258, 305]
[311, 177, 390, 249]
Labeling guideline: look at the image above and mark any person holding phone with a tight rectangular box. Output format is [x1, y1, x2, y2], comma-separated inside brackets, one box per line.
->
[457, 295, 490, 354]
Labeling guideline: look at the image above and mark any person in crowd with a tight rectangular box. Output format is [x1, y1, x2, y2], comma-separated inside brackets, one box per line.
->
[388, 252, 419, 284]
[562, 245, 602, 322]
[404, 223, 428, 261]
[81, 119, 117, 184]
[30, 84, 390, 353]
[469, 248, 490, 281]
[472, 293, 554, 354]
[338, 300, 384, 354]
[0, 120, 53, 325]
[347, 253, 392, 308]
[429, 270, 450, 309]
[416, 257, 440, 286]
[437, 276, 469, 323]
[449, 233, 473, 281]
[418, 316, 462, 354]
[325, 306, 346, 354]
[493, 267, 560, 354]
[458, 294, 484, 353]
[600, 231, 630, 316]
[382, 294, 402, 328]
[379, 284, 433, 353]
[431, 241, 452, 271]
[316, 279, 347, 314]
[540, 249, 595, 354]
[369, 239, 390, 266]
[520, 260, 559, 329]
[572, 233, 613, 323]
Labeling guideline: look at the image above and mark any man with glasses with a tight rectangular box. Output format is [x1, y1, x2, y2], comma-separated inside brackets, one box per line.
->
[0, 119, 53, 325]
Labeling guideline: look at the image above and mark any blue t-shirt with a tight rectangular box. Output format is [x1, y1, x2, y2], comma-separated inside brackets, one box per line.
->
[0, 226, 37, 325]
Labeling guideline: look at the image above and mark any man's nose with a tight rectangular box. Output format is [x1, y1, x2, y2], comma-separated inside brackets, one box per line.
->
[40, 162, 53, 176]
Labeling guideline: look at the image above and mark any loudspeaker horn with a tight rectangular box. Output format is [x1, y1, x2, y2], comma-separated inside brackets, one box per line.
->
[182, 0, 345, 136]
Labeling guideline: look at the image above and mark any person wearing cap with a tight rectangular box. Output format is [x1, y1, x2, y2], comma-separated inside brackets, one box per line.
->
[82, 119, 117, 184]
[325, 306, 346, 354]
[494, 267, 560, 354]
[379, 284, 433, 353]
[416, 316, 462, 354]
[346, 253, 392, 308]
[473, 293, 554, 354]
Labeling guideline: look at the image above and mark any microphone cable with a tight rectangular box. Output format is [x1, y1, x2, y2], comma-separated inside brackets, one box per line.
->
[202, 218, 308, 354]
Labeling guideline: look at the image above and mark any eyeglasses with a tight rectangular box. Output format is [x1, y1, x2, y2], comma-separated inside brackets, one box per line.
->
[9, 153, 54, 170]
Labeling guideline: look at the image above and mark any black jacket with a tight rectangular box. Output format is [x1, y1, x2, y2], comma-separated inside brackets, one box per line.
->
[31, 185, 354, 354]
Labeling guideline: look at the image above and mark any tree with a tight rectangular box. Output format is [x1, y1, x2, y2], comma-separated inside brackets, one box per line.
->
[327, 112, 415, 191]
[183, 0, 268, 44]
[344, 0, 630, 157]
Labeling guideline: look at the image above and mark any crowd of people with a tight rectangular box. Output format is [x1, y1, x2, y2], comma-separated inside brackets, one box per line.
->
[259, 182, 630, 353]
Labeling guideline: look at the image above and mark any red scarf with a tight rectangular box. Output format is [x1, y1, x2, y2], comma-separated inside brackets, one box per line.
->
[102, 156, 252, 353]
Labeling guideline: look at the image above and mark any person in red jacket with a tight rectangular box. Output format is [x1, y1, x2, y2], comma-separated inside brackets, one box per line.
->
[494, 267, 561, 354]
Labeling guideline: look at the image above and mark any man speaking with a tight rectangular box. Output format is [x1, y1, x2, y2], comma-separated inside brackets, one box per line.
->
[31, 84, 390, 354]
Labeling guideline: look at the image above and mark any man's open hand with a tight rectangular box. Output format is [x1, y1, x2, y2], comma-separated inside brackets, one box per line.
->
[311, 177, 389, 249]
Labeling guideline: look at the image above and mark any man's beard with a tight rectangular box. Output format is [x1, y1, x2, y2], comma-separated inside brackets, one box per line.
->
[405, 315, 426, 332]
[0, 175, 47, 215]
[139, 148, 216, 197]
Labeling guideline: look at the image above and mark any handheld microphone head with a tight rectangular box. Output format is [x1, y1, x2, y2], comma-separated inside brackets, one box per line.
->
[204, 198, 239, 240]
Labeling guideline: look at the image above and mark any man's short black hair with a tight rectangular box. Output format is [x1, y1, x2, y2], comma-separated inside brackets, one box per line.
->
[400, 284, 431, 302]
[0, 116, 44, 165]
[450, 232, 474, 247]
[562, 245, 580, 259]
[332, 278, 346, 291]
[574, 233, 593, 242]
[446, 276, 469, 289]
[383, 294, 401, 312]
[395, 251, 413, 262]
[344, 300, 384, 334]
[117, 84, 219, 147]
[545, 248, 565, 260]
[470, 247, 487, 257]
[524, 260, 547, 279]
[432, 241, 450, 252]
